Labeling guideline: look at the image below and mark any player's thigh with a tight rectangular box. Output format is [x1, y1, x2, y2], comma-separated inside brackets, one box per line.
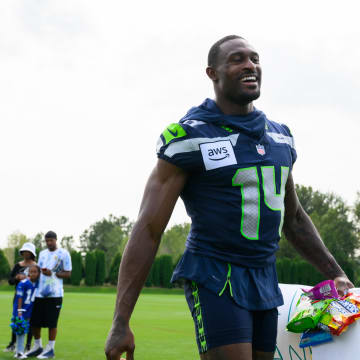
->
[252, 349, 275, 360]
[184, 281, 254, 358]
[252, 308, 278, 356]
[200, 343, 252, 360]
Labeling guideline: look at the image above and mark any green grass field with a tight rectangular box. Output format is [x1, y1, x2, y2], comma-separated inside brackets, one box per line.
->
[0, 288, 198, 360]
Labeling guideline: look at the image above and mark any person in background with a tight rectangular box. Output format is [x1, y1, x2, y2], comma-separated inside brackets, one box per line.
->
[11, 264, 40, 359]
[4, 242, 37, 353]
[26, 231, 72, 359]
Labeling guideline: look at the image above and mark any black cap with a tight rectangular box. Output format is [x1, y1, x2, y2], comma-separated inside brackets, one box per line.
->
[45, 230, 57, 239]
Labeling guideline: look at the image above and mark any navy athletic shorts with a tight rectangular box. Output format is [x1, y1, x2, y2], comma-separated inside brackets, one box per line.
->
[184, 281, 278, 354]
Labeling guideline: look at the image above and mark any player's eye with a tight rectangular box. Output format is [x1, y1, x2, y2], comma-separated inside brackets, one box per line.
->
[252, 56, 260, 64]
[230, 55, 243, 63]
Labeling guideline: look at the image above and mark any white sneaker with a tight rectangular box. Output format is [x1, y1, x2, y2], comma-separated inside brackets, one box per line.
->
[36, 345, 54, 359]
[15, 353, 27, 359]
[25, 345, 43, 357]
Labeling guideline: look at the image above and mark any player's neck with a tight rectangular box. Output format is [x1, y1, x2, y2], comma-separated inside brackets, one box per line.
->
[214, 96, 254, 116]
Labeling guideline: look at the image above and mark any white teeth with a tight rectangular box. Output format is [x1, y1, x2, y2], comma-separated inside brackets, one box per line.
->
[241, 76, 256, 82]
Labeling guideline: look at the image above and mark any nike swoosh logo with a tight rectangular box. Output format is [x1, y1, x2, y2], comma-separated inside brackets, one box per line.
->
[209, 154, 230, 161]
[167, 128, 178, 137]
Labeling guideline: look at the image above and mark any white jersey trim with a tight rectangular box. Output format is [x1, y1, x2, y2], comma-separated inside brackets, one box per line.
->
[163, 134, 240, 158]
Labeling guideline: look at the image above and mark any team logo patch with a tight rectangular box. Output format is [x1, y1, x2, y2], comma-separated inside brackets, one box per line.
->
[200, 140, 237, 171]
[256, 144, 266, 156]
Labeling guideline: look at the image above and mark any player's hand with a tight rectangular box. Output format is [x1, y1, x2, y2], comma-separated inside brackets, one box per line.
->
[16, 274, 26, 281]
[41, 268, 52, 276]
[334, 276, 354, 296]
[105, 322, 135, 360]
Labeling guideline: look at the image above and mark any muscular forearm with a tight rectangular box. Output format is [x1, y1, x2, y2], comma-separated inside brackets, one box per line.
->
[112, 222, 161, 326]
[283, 207, 345, 279]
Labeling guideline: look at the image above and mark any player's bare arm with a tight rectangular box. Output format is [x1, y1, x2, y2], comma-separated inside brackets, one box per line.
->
[17, 297, 23, 317]
[282, 172, 354, 294]
[55, 271, 71, 279]
[105, 159, 187, 360]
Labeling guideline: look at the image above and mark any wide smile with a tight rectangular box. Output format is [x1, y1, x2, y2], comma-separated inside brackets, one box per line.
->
[239, 74, 258, 86]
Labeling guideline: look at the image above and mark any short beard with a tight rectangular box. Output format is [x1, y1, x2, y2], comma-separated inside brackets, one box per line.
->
[226, 89, 261, 106]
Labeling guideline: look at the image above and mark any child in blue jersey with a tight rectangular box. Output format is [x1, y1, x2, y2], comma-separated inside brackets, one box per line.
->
[11, 265, 40, 359]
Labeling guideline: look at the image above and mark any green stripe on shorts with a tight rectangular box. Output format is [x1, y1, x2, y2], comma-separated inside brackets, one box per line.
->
[191, 281, 208, 353]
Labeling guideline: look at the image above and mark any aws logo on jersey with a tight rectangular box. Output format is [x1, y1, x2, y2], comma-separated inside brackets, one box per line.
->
[200, 140, 237, 170]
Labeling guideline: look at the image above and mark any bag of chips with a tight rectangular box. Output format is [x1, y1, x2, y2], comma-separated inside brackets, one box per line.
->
[299, 329, 333, 348]
[302, 280, 339, 300]
[287, 295, 333, 333]
[318, 299, 360, 336]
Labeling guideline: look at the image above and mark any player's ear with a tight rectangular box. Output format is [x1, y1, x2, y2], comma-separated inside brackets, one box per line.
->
[206, 66, 218, 82]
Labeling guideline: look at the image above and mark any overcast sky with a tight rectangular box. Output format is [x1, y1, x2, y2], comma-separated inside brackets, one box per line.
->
[0, 0, 359, 248]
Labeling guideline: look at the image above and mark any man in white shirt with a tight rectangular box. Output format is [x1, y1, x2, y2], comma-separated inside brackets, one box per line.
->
[26, 231, 72, 359]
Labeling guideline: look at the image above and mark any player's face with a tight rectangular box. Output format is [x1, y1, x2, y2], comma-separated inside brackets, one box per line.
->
[214, 38, 261, 105]
[45, 237, 57, 251]
[29, 266, 40, 281]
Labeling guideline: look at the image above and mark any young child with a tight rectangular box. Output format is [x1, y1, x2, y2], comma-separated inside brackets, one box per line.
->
[11, 265, 40, 359]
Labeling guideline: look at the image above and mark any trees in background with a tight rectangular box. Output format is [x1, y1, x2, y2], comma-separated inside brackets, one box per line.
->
[80, 215, 132, 273]
[159, 255, 173, 288]
[70, 251, 83, 286]
[95, 250, 106, 285]
[0, 249, 11, 280]
[85, 252, 96, 286]
[31, 233, 44, 256]
[7, 231, 28, 249]
[277, 185, 360, 285]
[61, 235, 75, 253]
[14, 247, 22, 264]
[158, 223, 189, 263]
[145, 255, 173, 288]
[2, 187, 360, 289]
[108, 252, 122, 285]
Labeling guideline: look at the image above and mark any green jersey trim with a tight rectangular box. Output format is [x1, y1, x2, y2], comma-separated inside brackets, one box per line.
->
[162, 123, 187, 145]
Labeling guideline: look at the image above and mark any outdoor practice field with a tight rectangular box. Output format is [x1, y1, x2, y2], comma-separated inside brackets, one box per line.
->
[0, 288, 198, 360]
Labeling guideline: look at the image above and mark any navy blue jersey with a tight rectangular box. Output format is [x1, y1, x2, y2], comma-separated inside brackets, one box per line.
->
[13, 279, 38, 319]
[157, 99, 296, 268]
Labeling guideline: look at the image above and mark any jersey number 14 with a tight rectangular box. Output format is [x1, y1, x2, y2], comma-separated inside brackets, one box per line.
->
[232, 166, 289, 240]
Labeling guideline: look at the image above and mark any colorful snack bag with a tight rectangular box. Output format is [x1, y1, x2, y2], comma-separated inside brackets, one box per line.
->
[302, 280, 339, 300]
[320, 299, 360, 335]
[345, 293, 360, 308]
[287, 295, 333, 333]
[299, 329, 333, 348]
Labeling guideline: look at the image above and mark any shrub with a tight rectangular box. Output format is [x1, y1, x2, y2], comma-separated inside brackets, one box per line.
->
[85, 252, 96, 286]
[95, 250, 106, 285]
[108, 252, 122, 285]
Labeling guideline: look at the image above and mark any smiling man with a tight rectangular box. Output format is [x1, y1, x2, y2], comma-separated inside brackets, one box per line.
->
[105, 35, 353, 360]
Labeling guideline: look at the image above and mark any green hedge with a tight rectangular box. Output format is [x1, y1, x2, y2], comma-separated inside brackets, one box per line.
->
[159, 255, 173, 288]
[276, 257, 325, 285]
[95, 250, 106, 286]
[0, 250, 11, 280]
[70, 251, 83, 286]
[85, 252, 96, 286]
[108, 252, 122, 285]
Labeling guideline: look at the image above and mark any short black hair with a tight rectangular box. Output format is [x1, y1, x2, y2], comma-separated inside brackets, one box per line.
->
[29, 264, 41, 273]
[208, 35, 245, 67]
[45, 230, 57, 239]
